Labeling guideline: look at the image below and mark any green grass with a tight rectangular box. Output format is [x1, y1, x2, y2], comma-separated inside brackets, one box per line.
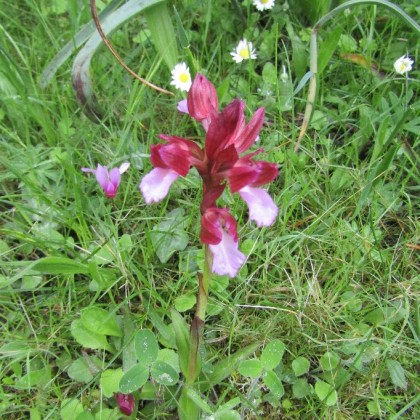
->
[1, 0, 419, 418]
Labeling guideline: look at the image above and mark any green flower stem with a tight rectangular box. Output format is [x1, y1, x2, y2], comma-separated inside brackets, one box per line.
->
[186, 245, 213, 385]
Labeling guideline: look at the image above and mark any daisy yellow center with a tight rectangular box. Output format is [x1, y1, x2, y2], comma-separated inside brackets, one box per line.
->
[239, 48, 250, 59]
[261, 0, 269, 3]
[179, 73, 190, 83]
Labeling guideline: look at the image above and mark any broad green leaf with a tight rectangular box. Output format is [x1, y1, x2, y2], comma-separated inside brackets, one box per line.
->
[261, 340, 286, 370]
[93, 408, 121, 420]
[68, 357, 100, 384]
[150, 361, 179, 386]
[171, 309, 190, 378]
[119, 363, 149, 393]
[200, 342, 259, 391]
[61, 399, 84, 420]
[33, 256, 89, 274]
[286, 22, 306, 80]
[364, 305, 408, 326]
[238, 359, 263, 378]
[319, 351, 340, 371]
[14, 366, 51, 390]
[75, 412, 94, 420]
[122, 309, 137, 372]
[40, 0, 121, 88]
[70, 319, 112, 352]
[149, 309, 176, 349]
[263, 370, 284, 399]
[178, 387, 200, 420]
[292, 356, 310, 376]
[315, 380, 337, 406]
[100, 368, 124, 397]
[186, 387, 213, 414]
[292, 378, 311, 399]
[21, 275, 42, 289]
[135, 329, 159, 365]
[318, 26, 342, 74]
[367, 401, 380, 416]
[173, 5, 190, 49]
[214, 411, 241, 420]
[157, 349, 180, 373]
[338, 34, 357, 53]
[81, 307, 122, 337]
[144, 3, 178, 69]
[151, 208, 189, 263]
[72, 0, 166, 118]
[118, 234, 133, 252]
[215, 397, 241, 413]
[0, 341, 31, 359]
[174, 294, 196, 312]
[386, 359, 407, 390]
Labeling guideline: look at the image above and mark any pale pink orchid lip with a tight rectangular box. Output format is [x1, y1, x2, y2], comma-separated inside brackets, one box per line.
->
[139, 167, 179, 204]
[239, 186, 278, 227]
[200, 208, 246, 278]
[82, 162, 130, 198]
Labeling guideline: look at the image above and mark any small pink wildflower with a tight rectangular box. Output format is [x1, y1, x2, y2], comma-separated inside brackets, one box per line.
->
[82, 162, 130, 198]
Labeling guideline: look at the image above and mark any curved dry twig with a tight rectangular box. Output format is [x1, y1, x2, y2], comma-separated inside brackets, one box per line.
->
[90, 0, 173, 96]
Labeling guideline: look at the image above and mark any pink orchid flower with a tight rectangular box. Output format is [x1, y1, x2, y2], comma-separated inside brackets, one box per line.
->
[82, 162, 130, 198]
[114, 392, 135, 416]
[140, 74, 278, 276]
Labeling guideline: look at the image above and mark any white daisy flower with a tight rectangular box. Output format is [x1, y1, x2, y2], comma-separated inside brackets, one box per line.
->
[252, 0, 275, 11]
[231, 39, 257, 63]
[170, 62, 192, 91]
[393, 55, 414, 75]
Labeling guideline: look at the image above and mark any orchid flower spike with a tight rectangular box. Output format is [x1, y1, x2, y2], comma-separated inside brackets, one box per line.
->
[82, 162, 130, 198]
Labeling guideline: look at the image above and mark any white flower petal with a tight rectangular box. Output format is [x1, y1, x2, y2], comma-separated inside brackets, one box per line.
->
[252, 0, 275, 12]
[209, 231, 246, 278]
[393, 55, 414, 75]
[118, 162, 130, 174]
[139, 167, 179, 204]
[239, 186, 278, 227]
[170, 62, 192, 91]
[231, 38, 257, 63]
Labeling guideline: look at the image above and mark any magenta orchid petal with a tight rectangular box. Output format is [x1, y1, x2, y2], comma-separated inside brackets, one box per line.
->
[233, 107, 265, 153]
[209, 230, 246, 278]
[150, 141, 192, 176]
[140, 167, 179, 204]
[187, 73, 218, 128]
[239, 186, 278, 227]
[104, 167, 121, 198]
[177, 99, 189, 114]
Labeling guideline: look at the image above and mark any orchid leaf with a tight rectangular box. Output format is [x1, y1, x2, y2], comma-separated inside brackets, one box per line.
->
[144, 3, 178, 69]
[71, 0, 165, 118]
[40, 0, 121, 89]
[199, 342, 260, 391]
[170, 309, 190, 378]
